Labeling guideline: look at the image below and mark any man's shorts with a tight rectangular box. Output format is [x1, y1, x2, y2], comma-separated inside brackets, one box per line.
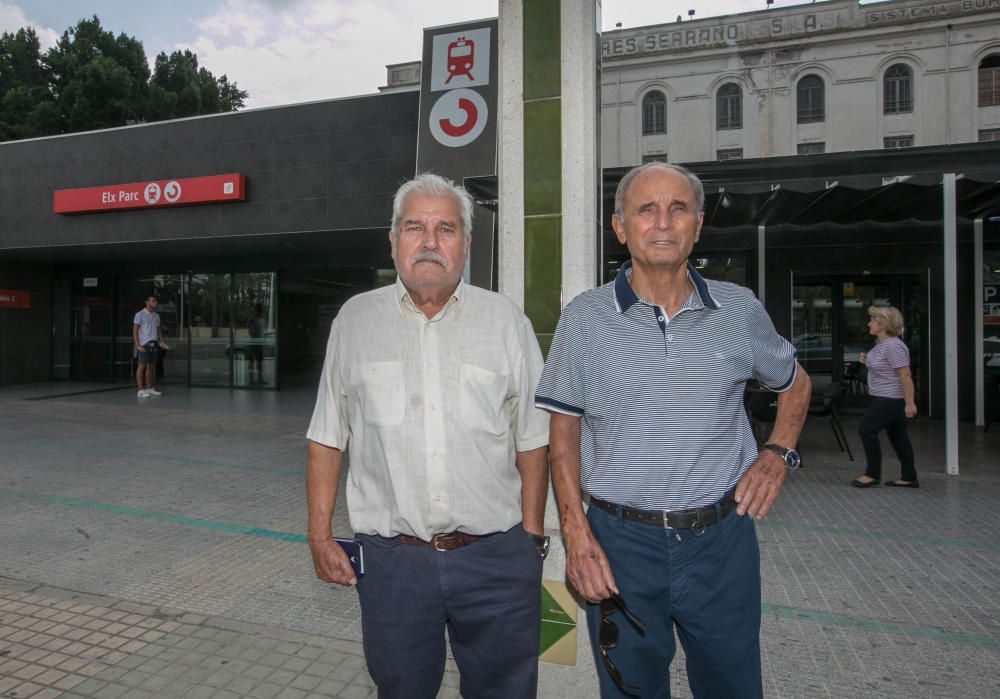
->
[137, 342, 159, 364]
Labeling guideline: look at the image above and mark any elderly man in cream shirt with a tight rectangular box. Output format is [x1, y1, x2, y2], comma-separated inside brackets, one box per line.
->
[306, 173, 550, 699]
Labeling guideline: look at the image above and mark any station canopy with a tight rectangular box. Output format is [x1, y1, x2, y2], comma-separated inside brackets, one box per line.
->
[464, 142, 1000, 227]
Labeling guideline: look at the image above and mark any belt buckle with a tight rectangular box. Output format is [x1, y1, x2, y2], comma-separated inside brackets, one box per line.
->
[661, 509, 674, 530]
[432, 532, 458, 551]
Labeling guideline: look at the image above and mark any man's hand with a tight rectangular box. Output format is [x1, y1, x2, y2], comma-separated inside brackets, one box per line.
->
[564, 525, 618, 603]
[136, 345, 146, 353]
[307, 537, 357, 586]
[734, 450, 787, 520]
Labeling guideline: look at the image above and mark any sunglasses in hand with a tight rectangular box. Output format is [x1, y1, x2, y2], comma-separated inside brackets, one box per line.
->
[599, 594, 646, 695]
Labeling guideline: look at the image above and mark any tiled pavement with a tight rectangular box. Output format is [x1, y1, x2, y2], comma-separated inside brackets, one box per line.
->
[0, 382, 998, 698]
[0, 578, 416, 699]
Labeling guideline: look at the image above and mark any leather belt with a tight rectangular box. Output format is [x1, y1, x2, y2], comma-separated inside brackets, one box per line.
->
[394, 532, 487, 551]
[588, 490, 736, 531]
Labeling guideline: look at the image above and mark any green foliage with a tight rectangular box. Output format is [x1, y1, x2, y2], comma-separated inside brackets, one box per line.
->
[0, 15, 248, 142]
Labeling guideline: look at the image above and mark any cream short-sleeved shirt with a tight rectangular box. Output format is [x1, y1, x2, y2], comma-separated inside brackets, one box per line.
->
[307, 278, 549, 540]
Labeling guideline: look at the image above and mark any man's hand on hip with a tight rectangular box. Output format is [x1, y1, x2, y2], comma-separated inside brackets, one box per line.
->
[308, 537, 357, 587]
[734, 450, 787, 520]
[564, 525, 618, 603]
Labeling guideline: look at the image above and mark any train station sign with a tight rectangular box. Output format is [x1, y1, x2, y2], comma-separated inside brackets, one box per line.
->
[53, 173, 246, 214]
[0, 290, 30, 309]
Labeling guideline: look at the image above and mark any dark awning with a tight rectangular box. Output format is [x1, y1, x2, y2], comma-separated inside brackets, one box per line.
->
[465, 142, 1000, 227]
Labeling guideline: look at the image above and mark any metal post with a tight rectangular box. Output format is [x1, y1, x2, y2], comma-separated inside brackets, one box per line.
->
[757, 225, 766, 302]
[943, 173, 959, 475]
[974, 217, 985, 426]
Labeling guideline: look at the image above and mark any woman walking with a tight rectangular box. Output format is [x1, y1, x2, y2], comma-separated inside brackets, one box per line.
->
[850, 306, 919, 488]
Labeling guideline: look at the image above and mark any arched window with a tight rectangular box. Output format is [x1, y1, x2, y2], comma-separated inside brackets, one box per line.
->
[716, 83, 742, 130]
[797, 75, 825, 123]
[641, 90, 666, 135]
[883, 64, 913, 114]
[979, 54, 1000, 107]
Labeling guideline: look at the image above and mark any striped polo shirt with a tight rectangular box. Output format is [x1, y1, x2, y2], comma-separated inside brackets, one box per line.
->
[865, 336, 910, 399]
[536, 261, 797, 510]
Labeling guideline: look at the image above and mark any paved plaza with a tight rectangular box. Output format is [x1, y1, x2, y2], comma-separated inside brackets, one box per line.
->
[0, 381, 998, 698]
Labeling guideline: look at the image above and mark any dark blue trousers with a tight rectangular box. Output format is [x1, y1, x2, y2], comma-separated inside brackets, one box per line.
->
[356, 525, 543, 699]
[586, 503, 763, 699]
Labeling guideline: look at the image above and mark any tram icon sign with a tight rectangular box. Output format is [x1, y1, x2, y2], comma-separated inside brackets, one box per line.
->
[431, 27, 490, 91]
[445, 37, 475, 84]
[144, 183, 161, 204]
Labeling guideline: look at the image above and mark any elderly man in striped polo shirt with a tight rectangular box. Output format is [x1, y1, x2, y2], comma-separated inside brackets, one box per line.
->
[537, 162, 811, 698]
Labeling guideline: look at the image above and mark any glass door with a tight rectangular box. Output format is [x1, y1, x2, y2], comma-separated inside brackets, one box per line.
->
[188, 273, 233, 387]
[116, 275, 186, 384]
[793, 274, 926, 410]
[232, 272, 278, 388]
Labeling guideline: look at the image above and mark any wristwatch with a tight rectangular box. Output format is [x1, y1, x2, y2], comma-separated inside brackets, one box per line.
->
[529, 533, 551, 559]
[761, 443, 801, 471]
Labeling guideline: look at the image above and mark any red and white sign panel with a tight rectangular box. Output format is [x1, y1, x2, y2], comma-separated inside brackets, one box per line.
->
[53, 173, 245, 215]
[0, 290, 30, 309]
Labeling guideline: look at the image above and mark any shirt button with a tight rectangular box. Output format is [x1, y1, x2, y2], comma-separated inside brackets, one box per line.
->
[657, 316, 665, 322]
[667, 334, 673, 341]
[429, 404, 437, 412]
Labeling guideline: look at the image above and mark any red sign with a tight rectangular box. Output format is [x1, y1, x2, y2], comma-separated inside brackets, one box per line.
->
[0, 290, 30, 309]
[53, 173, 246, 214]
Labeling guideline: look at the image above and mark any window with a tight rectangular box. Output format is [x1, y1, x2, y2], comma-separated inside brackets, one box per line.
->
[979, 55, 1000, 107]
[797, 142, 825, 155]
[884, 135, 914, 149]
[716, 83, 742, 130]
[642, 90, 666, 135]
[980, 128, 1000, 142]
[717, 148, 743, 161]
[884, 64, 913, 114]
[641, 154, 667, 164]
[797, 75, 825, 123]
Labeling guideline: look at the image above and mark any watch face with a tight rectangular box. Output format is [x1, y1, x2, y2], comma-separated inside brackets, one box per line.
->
[786, 450, 801, 470]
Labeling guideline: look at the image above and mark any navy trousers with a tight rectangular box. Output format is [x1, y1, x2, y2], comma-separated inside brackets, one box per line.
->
[586, 503, 763, 699]
[356, 524, 543, 699]
[859, 396, 917, 482]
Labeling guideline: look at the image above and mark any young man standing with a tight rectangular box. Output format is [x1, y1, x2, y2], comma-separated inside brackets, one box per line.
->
[133, 295, 167, 398]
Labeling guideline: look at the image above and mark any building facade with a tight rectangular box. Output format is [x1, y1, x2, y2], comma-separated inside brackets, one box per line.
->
[601, 0, 1000, 165]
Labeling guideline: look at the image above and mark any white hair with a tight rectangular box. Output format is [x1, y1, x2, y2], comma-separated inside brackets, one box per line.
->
[390, 173, 474, 243]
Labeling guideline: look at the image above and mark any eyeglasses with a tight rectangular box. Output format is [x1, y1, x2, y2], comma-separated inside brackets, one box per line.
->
[598, 595, 646, 695]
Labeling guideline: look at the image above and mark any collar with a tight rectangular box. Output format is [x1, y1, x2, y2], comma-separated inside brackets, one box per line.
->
[613, 260, 721, 314]
[394, 276, 464, 317]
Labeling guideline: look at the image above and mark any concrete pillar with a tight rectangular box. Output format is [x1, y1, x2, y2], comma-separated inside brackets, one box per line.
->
[498, 1, 602, 695]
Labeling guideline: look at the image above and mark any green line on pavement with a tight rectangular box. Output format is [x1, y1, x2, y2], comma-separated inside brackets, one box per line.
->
[0, 487, 306, 544]
[758, 520, 1000, 553]
[762, 604, 1000, 650]
[2, 486, 999, 652]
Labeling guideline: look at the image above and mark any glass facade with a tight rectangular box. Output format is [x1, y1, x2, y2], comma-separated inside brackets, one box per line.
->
[53, 271, 279, 390]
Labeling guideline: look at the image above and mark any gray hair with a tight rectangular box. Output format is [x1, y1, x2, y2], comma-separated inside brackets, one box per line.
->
[390, 173, 474, 243]
[614, 162, 705, 218]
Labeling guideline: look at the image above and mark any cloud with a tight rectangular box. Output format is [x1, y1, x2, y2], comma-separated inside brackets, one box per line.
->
[177, 0, 498, 108]
[0, 2, 60, 49]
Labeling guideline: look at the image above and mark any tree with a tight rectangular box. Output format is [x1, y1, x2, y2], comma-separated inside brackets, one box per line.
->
[45, 16, 150, 130]
[0, 15, 248, 142]
[0, 27, 57, 139]
[146, 49, 247, 121]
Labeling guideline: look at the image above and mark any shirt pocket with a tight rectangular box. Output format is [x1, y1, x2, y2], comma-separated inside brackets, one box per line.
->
[355, 361, 405, 426]
[459, 363, 510, 436]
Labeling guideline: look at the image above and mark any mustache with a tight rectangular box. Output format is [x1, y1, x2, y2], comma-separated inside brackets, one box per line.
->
[411, 251, 448, 267]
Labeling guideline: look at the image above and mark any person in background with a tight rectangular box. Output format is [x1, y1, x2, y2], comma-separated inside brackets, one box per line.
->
[851, 305, 918, 488]
[248, 304, 266, 385]
[133, 295, 167, 398]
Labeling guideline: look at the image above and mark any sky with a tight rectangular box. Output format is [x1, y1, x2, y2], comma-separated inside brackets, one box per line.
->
[0, 0, 879, 109]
